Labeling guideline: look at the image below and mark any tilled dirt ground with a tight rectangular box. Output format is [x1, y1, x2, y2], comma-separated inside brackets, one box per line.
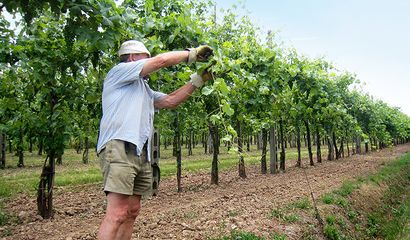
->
[2, 144, 410, 240]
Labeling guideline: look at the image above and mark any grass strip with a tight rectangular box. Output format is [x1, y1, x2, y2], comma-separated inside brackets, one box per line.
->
[321, 151, 410, 240]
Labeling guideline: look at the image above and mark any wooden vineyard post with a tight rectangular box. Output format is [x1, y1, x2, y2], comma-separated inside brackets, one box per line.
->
[0, 134, 5, 169]
[269, 126, 278, 174]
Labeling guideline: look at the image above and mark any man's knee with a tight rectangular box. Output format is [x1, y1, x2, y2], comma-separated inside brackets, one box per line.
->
[107, 207, 130, 225]
[128, 199, 141, 219]
[111, 203, 140, 222]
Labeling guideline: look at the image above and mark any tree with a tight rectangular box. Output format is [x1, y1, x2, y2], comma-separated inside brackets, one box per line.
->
[4, 0, 126, 217]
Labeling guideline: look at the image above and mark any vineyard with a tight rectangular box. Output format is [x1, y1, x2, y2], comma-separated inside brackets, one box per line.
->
[1, 0, 410, 239]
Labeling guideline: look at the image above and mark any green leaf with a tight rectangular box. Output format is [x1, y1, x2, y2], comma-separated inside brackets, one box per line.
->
[102, 17, 113, 27]
[214, 78, 230, 96]
[143, 19, 155, 33]
[259, 86, 270, 95]
[210, 114, 220, 124]
[227, 125, 237, 137]
[222, 101, 234, 116]
[221, 134, 232, 142]
[202, 86, 214, 96]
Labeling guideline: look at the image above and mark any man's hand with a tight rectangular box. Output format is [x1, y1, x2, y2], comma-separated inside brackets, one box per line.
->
[196, 45, 214, 62]
[187, 45, 213, 64]
[190, 69, 213, 88]
[200, 69, 213, 83]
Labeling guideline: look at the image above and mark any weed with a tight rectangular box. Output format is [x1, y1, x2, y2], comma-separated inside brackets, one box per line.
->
[368, 175, 379, 184]
[227, 210, 239, 217]
[323, 224, 341, 240]
[322, 193, 335, 204]
[269, 209, 284, 220]
[269, 208, 299, 223]
[335, 197, 348, 208]
[183, 211, 198, 219]
[366, 213, 381, 237]
[325, 215, 336, 225]
[283, 214, 300, 223]
[336, 181, 358, 197]
[287, 197, 311, 210]
[356, 176, 365, 183]
[347, 210, 358, 221]
[337, 218, 347, 230]
[0, 210, 9, 226]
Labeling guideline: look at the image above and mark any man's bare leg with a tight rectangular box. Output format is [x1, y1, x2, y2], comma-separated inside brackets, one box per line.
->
[98, 193, 141, 240]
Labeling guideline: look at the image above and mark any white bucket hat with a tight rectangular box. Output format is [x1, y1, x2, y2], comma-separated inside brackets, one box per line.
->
[118, 40, 151, 57]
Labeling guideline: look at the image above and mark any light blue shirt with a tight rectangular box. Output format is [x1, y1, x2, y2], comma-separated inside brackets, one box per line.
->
[96, 59, 166, 161]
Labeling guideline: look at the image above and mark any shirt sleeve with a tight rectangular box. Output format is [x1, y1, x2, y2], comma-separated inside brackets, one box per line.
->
[105, 59, 148, 88]
[152, 90, 167, 101]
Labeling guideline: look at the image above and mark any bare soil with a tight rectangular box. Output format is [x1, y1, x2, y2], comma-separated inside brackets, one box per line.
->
[2, 144, 410, 240]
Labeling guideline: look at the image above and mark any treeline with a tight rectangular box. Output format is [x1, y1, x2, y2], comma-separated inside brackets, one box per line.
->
[1, 0, 409, 216]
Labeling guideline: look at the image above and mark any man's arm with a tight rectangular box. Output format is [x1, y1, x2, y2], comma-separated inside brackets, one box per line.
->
[140, 45, 213, 77]
[154, 71, 213, 109]
[154, 82, 196, 109]
[140, 51, 189, 78]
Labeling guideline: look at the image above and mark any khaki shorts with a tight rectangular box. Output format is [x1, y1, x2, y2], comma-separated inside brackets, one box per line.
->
[99, 139, 152, 196]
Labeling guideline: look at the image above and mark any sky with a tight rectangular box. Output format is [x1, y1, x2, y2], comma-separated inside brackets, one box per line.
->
[216, 0, 410, 116]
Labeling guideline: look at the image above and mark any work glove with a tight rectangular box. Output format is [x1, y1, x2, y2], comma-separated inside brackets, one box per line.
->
[186, 45, 213, 64]
[190, 69, 213, 88]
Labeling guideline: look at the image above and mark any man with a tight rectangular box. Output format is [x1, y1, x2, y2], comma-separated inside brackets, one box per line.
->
[96, 40, 213, 239]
